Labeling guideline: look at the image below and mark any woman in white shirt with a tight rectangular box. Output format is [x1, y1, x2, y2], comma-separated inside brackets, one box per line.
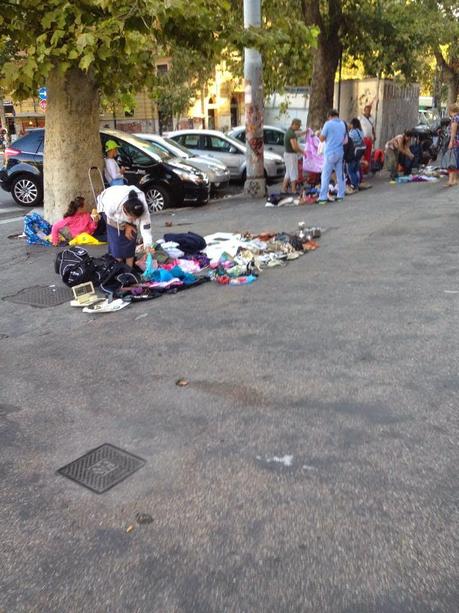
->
[97, 185, 154, 267]
[104, 140, 126, 186]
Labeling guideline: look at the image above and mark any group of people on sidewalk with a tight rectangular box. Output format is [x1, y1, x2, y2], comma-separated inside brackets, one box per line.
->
[282, 104, 376, 204]
[282, 100, 459, 200]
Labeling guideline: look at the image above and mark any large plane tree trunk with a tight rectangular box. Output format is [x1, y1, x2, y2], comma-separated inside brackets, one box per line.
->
[44, 67, 103, 222]
[435, 50, 459, 107]
[307, 38, 341, 129]
[302, 0, 343, 129]
[447, 73, 459, 105]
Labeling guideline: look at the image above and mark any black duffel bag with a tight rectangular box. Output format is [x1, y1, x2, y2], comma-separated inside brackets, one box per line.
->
[55, 247, 98, 287]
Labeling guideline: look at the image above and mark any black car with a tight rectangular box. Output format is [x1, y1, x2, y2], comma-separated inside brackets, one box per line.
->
[0, 128, 210, 211]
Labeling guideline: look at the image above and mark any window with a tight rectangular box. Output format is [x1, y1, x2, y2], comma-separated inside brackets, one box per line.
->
[183, 134, 202, 149]
[157, 64, 168, 75]
[15, 130, 43, 153]
[235, 131, 246, 143]
[117, 142, 154, 167]
[207, 136, 231, 152]
[264, 129, 284, 146]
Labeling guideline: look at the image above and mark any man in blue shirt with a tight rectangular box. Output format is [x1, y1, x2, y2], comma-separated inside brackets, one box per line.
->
[318, 109, 347, 203]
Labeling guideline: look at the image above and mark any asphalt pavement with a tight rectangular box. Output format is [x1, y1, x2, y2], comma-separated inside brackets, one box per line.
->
[0, 175, 457, 612]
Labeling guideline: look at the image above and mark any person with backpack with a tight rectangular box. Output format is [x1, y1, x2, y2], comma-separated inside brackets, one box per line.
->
[97, 185, 154, 267]
[50, 196, 99, 246]
[318, 109, 347, 204]
[347, 118, 366, 191]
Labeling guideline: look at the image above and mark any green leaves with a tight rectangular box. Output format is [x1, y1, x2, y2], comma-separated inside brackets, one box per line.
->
[0, 0, 249, 101]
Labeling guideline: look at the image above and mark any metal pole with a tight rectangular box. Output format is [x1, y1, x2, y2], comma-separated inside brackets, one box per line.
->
[243, 0, 266, 198]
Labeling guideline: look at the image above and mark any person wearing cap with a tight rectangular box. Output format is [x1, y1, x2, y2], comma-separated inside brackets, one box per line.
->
[282, 118, 304, 193]
[104, 140, 127, 186]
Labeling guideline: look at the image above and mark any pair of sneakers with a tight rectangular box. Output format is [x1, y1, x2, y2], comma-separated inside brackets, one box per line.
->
[318, 196, 344, 204]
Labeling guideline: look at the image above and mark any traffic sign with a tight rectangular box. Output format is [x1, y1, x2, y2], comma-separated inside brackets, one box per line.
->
[39, 99, 47, 111]
[38, 87, 47, 101]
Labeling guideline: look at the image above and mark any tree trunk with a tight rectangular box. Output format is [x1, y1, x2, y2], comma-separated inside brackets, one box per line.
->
[44, 67, 103, 222]
[447, 74, 459, 105]
[307, 38, 341, 129]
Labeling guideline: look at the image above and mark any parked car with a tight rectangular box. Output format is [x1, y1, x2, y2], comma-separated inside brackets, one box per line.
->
[228, 125, 287, 156]
[135, 133, 230, 190]
[168, 129, 286, 182]
[0, 128, 210, 211]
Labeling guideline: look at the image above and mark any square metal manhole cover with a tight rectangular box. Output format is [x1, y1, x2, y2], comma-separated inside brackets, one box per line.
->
[4, 285, 72, 307]
[57, 444, 146, 494]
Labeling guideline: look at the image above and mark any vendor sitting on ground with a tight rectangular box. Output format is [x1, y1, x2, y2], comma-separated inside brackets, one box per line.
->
[50, 196, 99, 246]
[104, 140, 127, 186]
[384, 131, 415, 182]
[97, 185, 154, 267]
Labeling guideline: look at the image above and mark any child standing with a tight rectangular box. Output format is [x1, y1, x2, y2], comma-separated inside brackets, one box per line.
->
[104, 140, 126, 186]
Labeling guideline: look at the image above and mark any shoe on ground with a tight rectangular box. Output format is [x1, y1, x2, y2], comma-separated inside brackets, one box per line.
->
[389, 180, 397, 184]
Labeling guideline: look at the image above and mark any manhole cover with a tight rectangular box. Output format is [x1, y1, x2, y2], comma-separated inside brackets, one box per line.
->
[4, 285, 72, 308]
[57, 444, 145, 494]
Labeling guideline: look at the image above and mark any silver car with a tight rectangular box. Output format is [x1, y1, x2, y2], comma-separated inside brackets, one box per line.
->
[228, 125, 287, 156]
[135, 133, 231, 189]
[168, 129, 286, 182]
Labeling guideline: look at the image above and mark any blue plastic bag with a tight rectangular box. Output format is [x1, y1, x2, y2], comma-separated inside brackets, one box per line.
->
[23, 213, 52, 246]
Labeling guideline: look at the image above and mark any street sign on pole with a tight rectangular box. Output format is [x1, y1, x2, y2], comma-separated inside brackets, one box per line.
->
[243, 0, 266, 198]
[38, 87, 47, 101]
[39, 99, 47, 112]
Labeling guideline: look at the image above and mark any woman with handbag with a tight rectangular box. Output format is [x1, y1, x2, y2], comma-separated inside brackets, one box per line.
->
[445, 103, 459, 187]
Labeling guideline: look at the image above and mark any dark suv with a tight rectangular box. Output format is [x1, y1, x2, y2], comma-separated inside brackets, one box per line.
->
[0, 128, 210, 211]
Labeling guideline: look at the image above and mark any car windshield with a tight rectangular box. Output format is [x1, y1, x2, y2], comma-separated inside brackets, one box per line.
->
[163, 137, 193, 158]
[131, 137, 173, 162]
[222, 134, 244, 149]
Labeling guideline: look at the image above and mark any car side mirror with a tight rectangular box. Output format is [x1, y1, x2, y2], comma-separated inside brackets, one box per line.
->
[229, 146, 238, 154]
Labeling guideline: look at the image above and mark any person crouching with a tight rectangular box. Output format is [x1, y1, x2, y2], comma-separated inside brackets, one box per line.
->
[97, 185, 154, 267]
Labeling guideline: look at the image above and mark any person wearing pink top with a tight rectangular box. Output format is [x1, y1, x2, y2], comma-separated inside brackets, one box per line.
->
[50, 196, 99, 246]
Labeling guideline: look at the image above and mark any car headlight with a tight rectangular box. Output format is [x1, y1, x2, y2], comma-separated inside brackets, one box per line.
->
[173, 166, 207, 184]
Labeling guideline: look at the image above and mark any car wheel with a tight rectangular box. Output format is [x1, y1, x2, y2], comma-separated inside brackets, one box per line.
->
[11, 175, 42, 207]
[144, 185, 171, 213]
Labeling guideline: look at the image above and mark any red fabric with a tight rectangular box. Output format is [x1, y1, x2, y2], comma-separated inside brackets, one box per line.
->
[362, 136, 372, 168]
[297, 159, 304, 183]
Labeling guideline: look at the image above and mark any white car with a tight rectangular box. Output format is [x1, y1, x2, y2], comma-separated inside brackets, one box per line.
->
[135, 133, 231, 189]
[228, 125, 287, 157]
[168, 129, 286, 182]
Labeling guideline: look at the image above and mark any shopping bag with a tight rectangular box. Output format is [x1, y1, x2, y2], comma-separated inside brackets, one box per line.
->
[440, 148, 458, 170]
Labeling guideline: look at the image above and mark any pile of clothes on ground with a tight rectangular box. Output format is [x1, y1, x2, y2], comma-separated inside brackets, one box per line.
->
[393, 166, 448, 184]
[55, 228, 321, 313]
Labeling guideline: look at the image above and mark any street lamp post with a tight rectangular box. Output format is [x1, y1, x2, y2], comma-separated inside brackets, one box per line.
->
[243, 0, 266, 198]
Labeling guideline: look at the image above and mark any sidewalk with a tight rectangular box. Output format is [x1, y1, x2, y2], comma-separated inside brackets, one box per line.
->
[1, 175, 457, 612]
